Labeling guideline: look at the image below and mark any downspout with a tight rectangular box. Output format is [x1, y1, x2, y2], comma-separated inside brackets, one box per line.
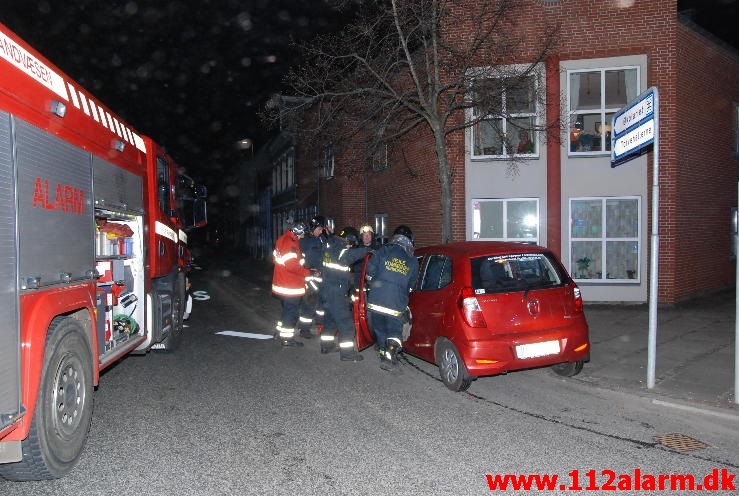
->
[545, 56, 562, 258]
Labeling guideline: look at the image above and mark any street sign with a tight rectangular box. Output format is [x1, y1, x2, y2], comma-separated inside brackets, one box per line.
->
[611, 87, 657, 168]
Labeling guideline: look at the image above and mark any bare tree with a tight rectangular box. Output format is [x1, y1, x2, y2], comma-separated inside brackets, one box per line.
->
[275, 0, 558, 243]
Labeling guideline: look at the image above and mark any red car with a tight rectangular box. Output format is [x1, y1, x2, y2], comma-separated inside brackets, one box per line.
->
[354, 241, 590, 391]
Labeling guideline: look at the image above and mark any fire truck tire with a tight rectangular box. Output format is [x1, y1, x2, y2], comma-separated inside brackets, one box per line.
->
[0, 317, 93, 481]
[154, 274, 186, 353]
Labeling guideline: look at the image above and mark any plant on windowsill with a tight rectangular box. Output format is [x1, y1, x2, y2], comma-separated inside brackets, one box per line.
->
[575, 257, 591, 278]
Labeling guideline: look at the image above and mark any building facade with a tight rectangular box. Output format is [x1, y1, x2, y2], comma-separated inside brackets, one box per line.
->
[266, 0, 739, 304]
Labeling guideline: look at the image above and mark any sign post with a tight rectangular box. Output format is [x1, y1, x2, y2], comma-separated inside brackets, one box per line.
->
[611, 86, 660, 389]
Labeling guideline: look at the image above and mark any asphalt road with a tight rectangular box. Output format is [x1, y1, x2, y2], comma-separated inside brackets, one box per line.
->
[1, 251, 737, 495]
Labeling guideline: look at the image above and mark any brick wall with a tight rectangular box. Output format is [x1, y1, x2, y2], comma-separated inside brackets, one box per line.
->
[304, 0, 739, 302]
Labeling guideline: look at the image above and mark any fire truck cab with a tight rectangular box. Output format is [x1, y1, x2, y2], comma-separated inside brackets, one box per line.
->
[0, 24, 206, 480]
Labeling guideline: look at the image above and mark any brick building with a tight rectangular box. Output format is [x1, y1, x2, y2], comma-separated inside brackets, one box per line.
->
[258, 0, 739, 304]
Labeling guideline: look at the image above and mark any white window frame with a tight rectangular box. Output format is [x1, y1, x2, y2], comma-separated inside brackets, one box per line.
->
[372, 143, 389, 171]
[470, 68, 541, 159]
[569, 196, 641, 283]
[374, 213, 388, 241]
[567, 65, 640, 157]
[322, 144, 335, 179]
[471, 198, 539, 243]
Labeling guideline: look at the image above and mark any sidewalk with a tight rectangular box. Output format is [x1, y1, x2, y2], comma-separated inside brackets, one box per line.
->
[577, 291, 738, 416]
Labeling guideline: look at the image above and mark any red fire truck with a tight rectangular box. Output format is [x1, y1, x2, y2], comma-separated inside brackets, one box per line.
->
[0, 24, 207, 480]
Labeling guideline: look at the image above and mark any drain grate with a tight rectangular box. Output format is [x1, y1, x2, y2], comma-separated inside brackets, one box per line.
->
[652, 433, 709, 452]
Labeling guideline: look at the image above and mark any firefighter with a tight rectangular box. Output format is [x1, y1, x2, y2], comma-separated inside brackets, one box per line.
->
[365, 225, 419, 371]
[319, 226, 369, 361]
[297, 215, 328, 339]
[351, 224, 379, 297]
[272, 220, 310, 347]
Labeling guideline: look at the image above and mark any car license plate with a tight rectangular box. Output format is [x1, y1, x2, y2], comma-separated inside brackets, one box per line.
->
[516, 340, 560, 359]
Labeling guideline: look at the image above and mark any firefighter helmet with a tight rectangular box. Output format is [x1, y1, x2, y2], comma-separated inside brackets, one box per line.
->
[291, 221, 309, 236]
[337, 226, 359, 246]
[392, 224, 413, 242]
[309, 215, 326, 230]
[359, 224, 374, 234]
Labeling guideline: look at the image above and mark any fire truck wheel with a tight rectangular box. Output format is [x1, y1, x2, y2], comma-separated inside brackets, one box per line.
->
[0, 317, 93, 481]
[154, 274, 186, 353]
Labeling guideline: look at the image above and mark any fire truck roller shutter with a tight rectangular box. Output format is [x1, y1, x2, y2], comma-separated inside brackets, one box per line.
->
[15, 118, 94, 287]
[0, 316, 93, 481]
[0, 110, 21, 429]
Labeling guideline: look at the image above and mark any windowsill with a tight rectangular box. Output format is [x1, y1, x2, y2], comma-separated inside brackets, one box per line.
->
[471, 154, 540, 161]
[568, 151, 611, 157]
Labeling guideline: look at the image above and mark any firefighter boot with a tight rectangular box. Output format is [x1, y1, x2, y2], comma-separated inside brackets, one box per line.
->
[339, 341, 364, 362]
[281, 337, 304, 347]
[299, 328, 313, 339]
[379, 338, 402, 372]
[320, 334, 337, 354]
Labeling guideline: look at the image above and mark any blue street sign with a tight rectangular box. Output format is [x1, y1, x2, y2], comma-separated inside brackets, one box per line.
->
[611, 87, 657, 168]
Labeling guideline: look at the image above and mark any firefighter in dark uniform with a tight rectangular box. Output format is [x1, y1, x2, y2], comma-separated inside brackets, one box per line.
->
[365, 225, 419, 370]
[319, 226, 369, 361]
[297, 215, 328, 338]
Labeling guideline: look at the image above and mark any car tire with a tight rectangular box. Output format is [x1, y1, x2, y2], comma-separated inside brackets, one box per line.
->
[437, 340, 473, 392]
[551, 361, 584, 377]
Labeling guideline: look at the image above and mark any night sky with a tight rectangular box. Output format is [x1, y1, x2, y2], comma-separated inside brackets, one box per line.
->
[1, 0, 354, 183]
[1, 1, 737, 184]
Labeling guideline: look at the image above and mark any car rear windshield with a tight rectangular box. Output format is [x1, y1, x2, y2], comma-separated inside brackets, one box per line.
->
[470, 253, 565, 294]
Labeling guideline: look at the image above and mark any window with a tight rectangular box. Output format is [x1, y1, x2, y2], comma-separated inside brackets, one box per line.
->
[322, 144, 335, 179]
[419, 255, 453, 291]
[471, 253, 563, 294]
[570, 197, 640, 282]
[733, 102, 739, 156]
[271, 148, 294, 194]
[156, 156, 171, 215]
[471, 73, 539, 158]
[472, 198, 539, 243]
[568, 67, 639, 155]
[372, 143, 388, 171]
[374, 213, 388, 244]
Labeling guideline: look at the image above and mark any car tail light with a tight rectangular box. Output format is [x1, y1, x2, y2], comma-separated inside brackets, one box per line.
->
[459, 287, 486, 328]
[573, 284, 584, 313]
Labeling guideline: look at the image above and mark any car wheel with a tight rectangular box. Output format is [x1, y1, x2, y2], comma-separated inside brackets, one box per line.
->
[437, 341, 473, 392]
[0, 317, 93, 480]
[551, 361, 584, 377]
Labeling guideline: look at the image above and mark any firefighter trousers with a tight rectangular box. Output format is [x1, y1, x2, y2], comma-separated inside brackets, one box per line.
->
[319, 283, 356, 350]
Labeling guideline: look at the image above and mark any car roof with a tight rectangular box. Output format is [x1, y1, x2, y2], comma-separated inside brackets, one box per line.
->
[415, 241, 550, 258]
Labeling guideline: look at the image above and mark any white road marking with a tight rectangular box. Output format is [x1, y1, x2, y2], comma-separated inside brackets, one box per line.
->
[216, 331, 273, 340]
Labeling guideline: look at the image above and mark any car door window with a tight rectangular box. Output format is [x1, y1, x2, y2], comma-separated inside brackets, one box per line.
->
[420, 254, 452, 291]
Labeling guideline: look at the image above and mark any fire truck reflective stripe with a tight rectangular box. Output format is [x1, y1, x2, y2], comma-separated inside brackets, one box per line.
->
[155, 221, 178, 243]
[272, 284, 305, 296]
[78, 92, 91, 116]
[321, 335, 336, 341]
[366, 303, 403, 317]
[64, 80, 145, 153]
[67, 82, 80, 108]
[113, 117, 123, 138]
[179, 229, 187, 244]
[274, 251, 298, 265]
[0, 31, 67, 98]
[339, 341, 355, 348]
[323, 261, 350, 272]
